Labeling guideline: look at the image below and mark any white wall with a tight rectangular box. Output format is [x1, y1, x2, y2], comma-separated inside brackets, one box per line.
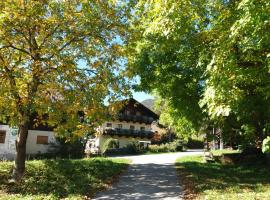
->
[0, 125, 57, 159]
[93, 120, 153, 149]
[0, 125, 16, 160]
[26, 130, 56, 155]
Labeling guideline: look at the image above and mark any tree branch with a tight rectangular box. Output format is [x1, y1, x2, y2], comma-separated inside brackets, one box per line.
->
[47, 35, 88, 60]
[0, 55, 24, 115]
[40, 24, 61, 48]
[0, 43, 30, 55]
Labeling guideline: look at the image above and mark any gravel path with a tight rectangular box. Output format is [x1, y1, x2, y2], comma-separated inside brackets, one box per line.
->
[93, 150, 203, 200]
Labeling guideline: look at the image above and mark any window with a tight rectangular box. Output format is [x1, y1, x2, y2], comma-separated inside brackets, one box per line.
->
[136, 112, 141, 116]
[36, 136, 48, 145]
[126, 110, 130, 115]
[130, 125, 135, 130]
[0, 130, 6, 143]
[106, 123, 112, 128]
[117, 124, 122, 128]
[140, 127, 145, 131]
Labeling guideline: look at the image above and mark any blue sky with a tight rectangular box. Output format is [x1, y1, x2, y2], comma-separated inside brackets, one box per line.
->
[132, 91, 154, 102]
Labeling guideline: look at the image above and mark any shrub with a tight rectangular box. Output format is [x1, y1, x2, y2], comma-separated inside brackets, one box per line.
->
[45, 137, 86, 159]
[106, 142, 142, 155]
[186, 138, 204, 149]
[100, 138, 119, 155]
[241, 146, 262, 155]
[124, 142, 141, 154]
[148, 140, 184, 153]
[262, 136, 270, 154]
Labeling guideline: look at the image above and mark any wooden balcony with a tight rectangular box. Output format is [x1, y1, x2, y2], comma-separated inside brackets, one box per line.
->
[101, 128, 154, 139]
[117, 114, 154, 124]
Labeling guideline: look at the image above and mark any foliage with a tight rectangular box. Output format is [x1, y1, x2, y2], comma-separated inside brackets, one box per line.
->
[201, 0, 270, 120]
[157, 98, 197, 139]
[100, 138, 119, 155]
[262, 136, 270, 154]
[47, 136, 87, 159]
[0, 158, 130, 199]
[148, 140, 184, 153]
[211, 149, 240, 156]
[122, 142, 142, 154]
[128, 0, 270, 145]
[186, 138, 204, 149]
[128, 0, 210, 137]
[176, 156, 270, 200]
[0, 0, 133, 178]
[0, 0, 131, 131]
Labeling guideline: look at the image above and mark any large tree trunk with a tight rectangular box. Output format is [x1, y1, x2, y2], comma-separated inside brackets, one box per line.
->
[12, 122, 29, 182]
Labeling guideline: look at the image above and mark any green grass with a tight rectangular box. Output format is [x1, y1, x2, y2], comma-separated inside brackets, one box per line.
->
[211, 149, 240, 156]
[0, 158, 130, 200]
[176, 156, 270, 200]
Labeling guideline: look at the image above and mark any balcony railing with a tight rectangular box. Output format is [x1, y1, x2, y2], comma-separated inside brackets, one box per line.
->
[101, 128, 154, 139]
[117, 114, 154, 124]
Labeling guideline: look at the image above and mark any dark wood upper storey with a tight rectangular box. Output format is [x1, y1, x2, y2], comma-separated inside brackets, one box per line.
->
[116, 98, 159, 124]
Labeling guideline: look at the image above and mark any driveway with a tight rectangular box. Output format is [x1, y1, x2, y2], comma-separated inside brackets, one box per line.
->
[93, 150, 203, 200]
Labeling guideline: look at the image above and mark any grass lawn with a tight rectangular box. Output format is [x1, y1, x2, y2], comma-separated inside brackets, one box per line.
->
[176, 156, 270, 200]
[0, 158, 130, 200]
[210, 149, 240, 156]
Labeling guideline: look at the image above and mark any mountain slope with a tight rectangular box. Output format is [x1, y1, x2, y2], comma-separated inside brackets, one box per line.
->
[141, 99, 155, 111]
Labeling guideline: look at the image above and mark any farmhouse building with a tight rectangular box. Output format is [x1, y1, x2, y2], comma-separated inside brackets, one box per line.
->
[85, 98, 159, 154]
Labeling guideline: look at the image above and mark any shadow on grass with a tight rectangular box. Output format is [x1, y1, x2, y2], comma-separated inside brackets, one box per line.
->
[0, 158, 129, 198]
[176, 157, 270, 195]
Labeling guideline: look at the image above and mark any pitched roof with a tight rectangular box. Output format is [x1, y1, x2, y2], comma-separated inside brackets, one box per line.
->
[119, 98, 159, 120]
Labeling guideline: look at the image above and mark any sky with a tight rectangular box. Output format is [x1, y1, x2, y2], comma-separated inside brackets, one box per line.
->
[132, 91, 154, 102]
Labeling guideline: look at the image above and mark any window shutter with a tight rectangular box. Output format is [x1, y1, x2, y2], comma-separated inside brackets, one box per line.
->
[0, 130, 6, 143]
[36, 136, 49, 144]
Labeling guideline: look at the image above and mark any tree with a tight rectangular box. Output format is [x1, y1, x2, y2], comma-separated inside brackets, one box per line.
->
[128, 0, 270, 146]
[154, 97, 197, 139]
[127, 0, 211, 136]
[0, 0, 131, 181]
[200, 0, 270, 146]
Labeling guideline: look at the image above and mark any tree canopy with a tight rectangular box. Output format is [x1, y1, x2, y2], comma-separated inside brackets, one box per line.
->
[0, 0, 131, 180]
[128, 0, 270, 146]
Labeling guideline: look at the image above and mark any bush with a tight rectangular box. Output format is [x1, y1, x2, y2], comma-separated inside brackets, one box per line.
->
[148, 140, 184, 153]
[47, 137, 86, 159]
[100, 138, 119, 155]
[124, 142, 141, 154]
[106, 142, 142, 155]
[107, 140, 184, 155]
[241, 146, 262, 155]
[262, 136, 270, 154]
[186, 138, 204, 149]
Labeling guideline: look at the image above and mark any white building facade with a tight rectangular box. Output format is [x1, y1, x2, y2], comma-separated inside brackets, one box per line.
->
[0, 124, 56, 160]
[85, 99, 159, 154]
